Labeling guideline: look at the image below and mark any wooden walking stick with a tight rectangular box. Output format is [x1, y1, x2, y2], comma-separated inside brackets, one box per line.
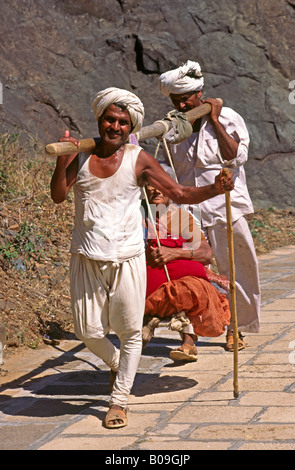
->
[222, 168, 239, 398]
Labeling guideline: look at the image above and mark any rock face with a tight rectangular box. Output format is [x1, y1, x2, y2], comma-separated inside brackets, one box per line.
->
[0, 0, 294, 208]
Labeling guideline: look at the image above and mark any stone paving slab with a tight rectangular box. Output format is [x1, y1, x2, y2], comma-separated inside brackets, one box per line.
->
[0, 245, 295, 452]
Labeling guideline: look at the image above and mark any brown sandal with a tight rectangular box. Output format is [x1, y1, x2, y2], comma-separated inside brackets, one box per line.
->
[169, 344, 198, 362]
[104, 407, 128, 429]
[225, 333, 246, 352]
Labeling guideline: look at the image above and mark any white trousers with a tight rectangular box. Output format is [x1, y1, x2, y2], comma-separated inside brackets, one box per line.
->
[70, 252, 146, 408]
[207, 216, 260, 333]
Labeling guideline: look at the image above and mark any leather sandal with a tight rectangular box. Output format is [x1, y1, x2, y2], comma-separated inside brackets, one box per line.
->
[169, 344, 198, 362]
[104, 407, 128, 429]
[225, 333, 246, 352]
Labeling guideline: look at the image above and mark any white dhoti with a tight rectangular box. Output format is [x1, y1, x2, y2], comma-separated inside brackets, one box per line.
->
[70, 252, 146, 408]
[207, 216, 260, 333]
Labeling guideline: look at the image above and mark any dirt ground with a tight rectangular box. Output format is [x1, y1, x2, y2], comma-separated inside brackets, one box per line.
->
[0, 141, 294, 357]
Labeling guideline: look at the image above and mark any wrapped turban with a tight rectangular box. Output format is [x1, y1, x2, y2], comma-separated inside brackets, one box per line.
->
[91, 87, 145, 133]
[158, 60, 204, 97]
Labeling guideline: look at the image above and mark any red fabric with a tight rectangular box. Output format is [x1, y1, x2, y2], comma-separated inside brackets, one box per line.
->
[146, 237, 208, 298]
[145, 276, 231, 337]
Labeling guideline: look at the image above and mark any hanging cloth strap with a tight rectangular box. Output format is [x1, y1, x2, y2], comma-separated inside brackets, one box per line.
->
[161, 110, 193, 144]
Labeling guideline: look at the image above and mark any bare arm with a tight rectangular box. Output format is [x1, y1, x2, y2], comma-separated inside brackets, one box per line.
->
[149, 238, 213, 267]
[136, 150, 234, 204]
[205, 98, 238, 161]
[50, 131, 80, 204]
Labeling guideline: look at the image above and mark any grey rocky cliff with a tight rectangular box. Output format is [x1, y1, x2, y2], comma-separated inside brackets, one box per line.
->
[0, 0, 294, 208]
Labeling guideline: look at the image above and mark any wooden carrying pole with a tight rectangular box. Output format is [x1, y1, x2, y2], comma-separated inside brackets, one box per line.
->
[45, 100, 222, 157]
[222, 168, 239, 398]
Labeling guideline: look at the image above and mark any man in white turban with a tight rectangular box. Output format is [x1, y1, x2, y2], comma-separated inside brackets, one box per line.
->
[158, 60, 204, 97]
[92, 87, 145, 133]
[158, 61, 261, 353]
[50, 86, 234, 429]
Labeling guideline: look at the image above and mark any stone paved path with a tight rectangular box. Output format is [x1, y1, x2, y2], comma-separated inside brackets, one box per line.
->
[0, 245, 295, 451]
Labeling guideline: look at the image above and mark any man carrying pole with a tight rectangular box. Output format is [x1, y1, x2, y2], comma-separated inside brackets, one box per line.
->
[49, 87, 234, 429]
[158, 60, 261, 354]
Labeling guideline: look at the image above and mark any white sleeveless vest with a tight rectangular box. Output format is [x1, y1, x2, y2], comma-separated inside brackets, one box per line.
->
[70, 144, 144, 262]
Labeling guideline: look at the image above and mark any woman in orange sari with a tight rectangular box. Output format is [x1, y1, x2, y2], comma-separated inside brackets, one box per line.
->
[143, 184, 231, 362]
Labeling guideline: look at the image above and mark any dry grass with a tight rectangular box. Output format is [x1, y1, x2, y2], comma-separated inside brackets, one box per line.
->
[0, 132, 74, 350]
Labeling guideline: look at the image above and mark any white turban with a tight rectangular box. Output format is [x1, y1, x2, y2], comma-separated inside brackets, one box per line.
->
[158, 60, 204, 97]
[91, 87, 145, 133]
